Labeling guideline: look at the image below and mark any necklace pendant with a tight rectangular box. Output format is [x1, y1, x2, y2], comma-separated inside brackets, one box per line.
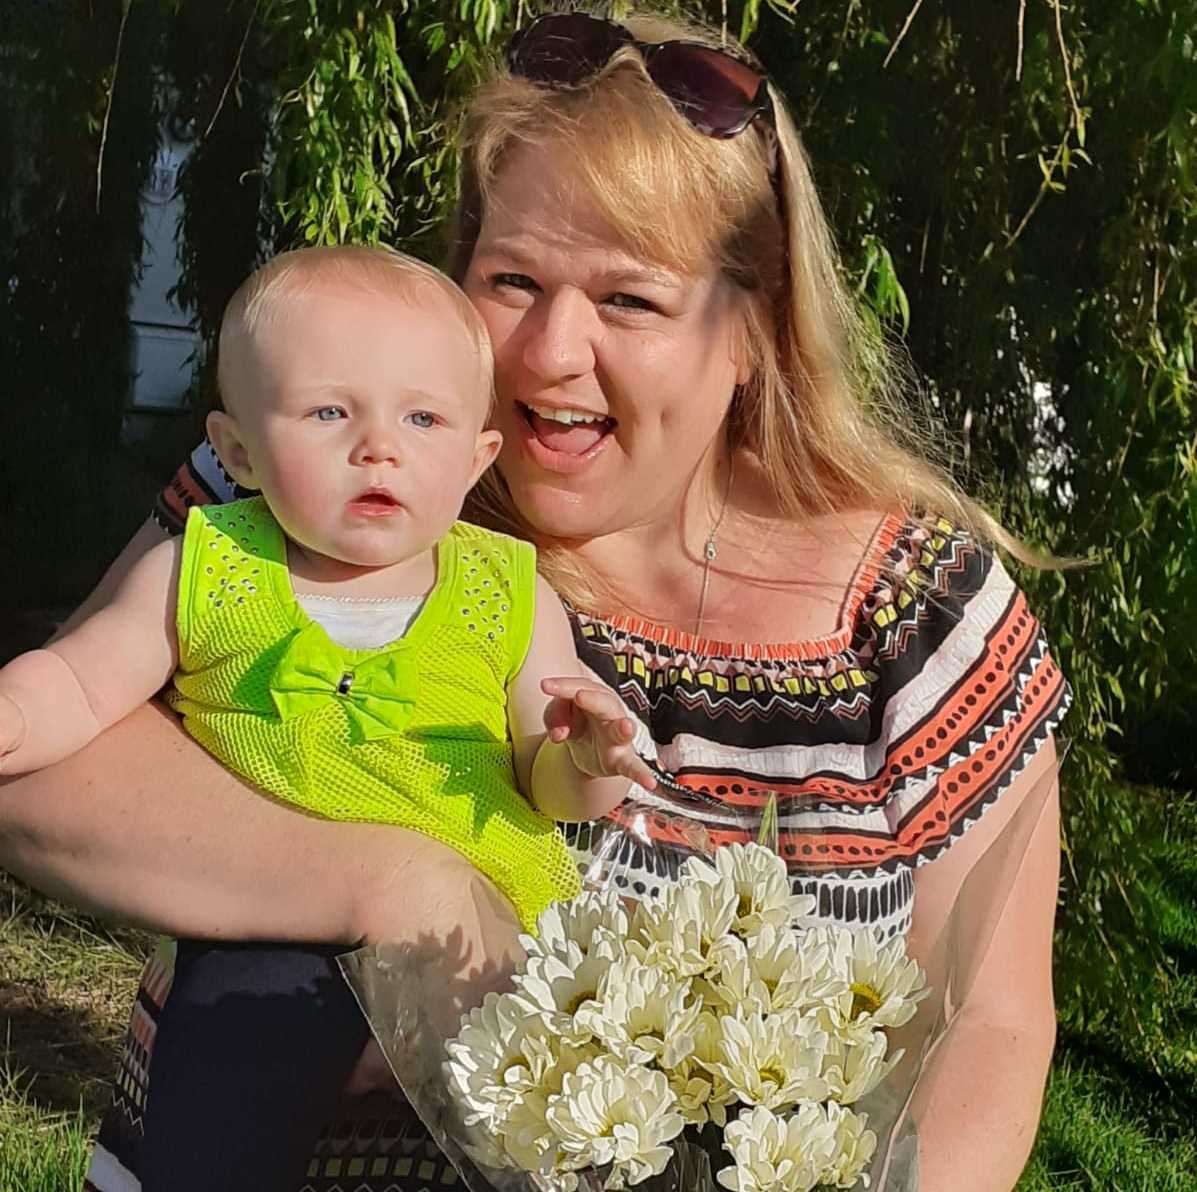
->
[704, 539, 718, 562]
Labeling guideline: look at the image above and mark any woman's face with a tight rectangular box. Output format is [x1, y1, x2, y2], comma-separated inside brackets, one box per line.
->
[461, 142, 750, 542]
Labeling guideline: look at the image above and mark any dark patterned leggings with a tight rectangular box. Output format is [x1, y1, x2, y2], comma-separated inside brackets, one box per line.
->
[138, 941, 372, 1192]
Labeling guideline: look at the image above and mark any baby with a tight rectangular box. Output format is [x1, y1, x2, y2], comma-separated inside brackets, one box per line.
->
[0, 246, 653, 1186]
[0, 245, 652, 913]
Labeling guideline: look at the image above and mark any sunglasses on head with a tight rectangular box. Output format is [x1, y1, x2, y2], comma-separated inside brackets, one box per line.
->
[507, 13, 774, 139]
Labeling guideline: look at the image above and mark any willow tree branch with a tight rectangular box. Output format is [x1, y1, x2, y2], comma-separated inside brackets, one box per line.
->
[95, 0, 132, 214]
[1005, 135, 1067, 247]
[202, 0, 262, 141]
[1015, 0, 1026, 82]
[883, 0, 926, 69]
[1052, 0, 1084, 135]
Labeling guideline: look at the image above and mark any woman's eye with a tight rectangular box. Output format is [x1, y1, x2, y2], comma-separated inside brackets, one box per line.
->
[313, 406, 347, 421]
[491, 272, 538, 292]
[407, 411, 437, 429]
[607, 292, 654, 312]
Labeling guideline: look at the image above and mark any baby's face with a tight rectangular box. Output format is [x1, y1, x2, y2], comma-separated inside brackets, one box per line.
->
[220, 281, 499, 570]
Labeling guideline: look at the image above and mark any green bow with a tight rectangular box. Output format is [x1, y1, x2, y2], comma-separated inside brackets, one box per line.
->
[269, 621, 420, 742]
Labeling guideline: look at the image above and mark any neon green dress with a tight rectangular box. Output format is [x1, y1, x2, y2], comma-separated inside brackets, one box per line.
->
[168, 496, 580, 929]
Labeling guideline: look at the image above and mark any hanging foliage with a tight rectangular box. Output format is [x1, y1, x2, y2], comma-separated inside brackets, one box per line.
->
[0, 0, 165, 604]
[262, 0, 513, 250]
[755, 0, 1197, 1043]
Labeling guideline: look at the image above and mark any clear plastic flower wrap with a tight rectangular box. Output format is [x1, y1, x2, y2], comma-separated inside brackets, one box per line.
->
[339, 746, 1063, 1191]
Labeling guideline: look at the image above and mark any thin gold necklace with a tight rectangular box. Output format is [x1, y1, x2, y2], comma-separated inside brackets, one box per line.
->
[693, 454, 736, 637]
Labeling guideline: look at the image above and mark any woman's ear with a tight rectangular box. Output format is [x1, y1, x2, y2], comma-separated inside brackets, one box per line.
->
[469, 428, 504, 488]
[206, 410, 258, 490]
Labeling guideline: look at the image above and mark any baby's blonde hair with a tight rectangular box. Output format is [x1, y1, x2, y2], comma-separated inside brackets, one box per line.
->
[218, 244, 494, 413]
[450, 9, 1041, 596]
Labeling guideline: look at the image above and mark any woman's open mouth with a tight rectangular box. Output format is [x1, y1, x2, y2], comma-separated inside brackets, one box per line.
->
[516, 402, 616, 473]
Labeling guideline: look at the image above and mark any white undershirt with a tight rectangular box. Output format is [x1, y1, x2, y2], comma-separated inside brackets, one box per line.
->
[295, 594, 425, 650]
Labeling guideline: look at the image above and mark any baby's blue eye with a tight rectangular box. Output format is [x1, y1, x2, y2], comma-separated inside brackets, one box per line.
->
[314, 406, 346, 422]
[408, 411, 436, 429]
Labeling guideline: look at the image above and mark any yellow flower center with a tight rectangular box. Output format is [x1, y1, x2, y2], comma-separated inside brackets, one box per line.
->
[564, 989, 596, 1015]
[850, 982, 884, 1018]
[759, 1063, 786, 1088]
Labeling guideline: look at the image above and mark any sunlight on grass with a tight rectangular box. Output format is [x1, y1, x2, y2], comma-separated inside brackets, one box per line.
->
[0, 1067, 92, 1192]
[1020, 1059, 1197, 1191]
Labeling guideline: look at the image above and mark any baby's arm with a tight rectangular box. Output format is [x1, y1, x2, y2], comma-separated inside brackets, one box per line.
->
[0, 538, 181, 774]
[508, 576, 655, 823]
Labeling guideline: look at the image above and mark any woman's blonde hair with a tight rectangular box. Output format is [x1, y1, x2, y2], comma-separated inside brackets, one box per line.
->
[450, 8, 1038, 599]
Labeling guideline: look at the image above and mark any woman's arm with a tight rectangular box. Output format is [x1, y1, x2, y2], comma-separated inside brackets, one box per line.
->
[905, 739, 1060, 1191]
[0, 699, 472, 944]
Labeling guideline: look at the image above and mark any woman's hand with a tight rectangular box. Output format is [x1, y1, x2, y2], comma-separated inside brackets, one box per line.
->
[540, 675, 657, 791]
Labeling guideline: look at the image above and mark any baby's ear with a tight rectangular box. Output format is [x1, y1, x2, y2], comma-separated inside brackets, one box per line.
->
[206, 410, 258, 489]
[469, 427, 503, 488]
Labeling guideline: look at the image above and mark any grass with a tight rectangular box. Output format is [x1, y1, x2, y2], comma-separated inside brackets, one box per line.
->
[1020, 1058, 1197, 1190]
[1016, 785, 1197, 1191]
[0, 873, 149, 1192]
[0, 788, 1194, 1190]
[0, 1072, 93, 1192]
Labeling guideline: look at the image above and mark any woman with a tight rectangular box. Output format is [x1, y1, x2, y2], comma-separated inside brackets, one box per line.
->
[0, 10, 1067, 1191]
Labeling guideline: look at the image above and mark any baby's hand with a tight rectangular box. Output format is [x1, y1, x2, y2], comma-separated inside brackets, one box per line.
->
[540, 676, 658, 791]
[0, 694, 26, 772]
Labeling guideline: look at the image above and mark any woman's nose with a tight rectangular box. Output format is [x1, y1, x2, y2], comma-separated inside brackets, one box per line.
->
[521, 289, 598, 384]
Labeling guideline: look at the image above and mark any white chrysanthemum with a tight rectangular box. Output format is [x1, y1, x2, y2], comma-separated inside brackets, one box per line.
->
[462, 1034, 602, 1176]
[499, 1035, 629, 1180]
[681, 842, 816, 937]
[716, 1103, 841, 1192]
[575, 955, 702, 1069]
[706, 925, 843, 1016]
[820, 1102, 878, 1188]
[702, 934, 758, 1012]
[446, 992, 556, 1127]
[665, 1011, 737, 1128]
[704, 1011, 830, 1111]
[528, 890, 630, 961]
[515, 930, 622, 1025]
[628, 879, 737, 978]
[494, 1089, 553, 1172]
[820, 1028, 896, 1104]
[825, 928, 928, 1033]
[546, 1055, 685, 1188]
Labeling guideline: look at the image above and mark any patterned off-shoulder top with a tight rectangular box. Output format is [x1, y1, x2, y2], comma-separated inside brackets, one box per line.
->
[156, 441, 1071, 940]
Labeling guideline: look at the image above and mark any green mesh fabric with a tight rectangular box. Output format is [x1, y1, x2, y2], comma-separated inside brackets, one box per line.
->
[168, 497, 580, 929]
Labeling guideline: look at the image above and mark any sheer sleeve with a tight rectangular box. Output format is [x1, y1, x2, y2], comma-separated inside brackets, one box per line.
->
[152, 438, 242, 536]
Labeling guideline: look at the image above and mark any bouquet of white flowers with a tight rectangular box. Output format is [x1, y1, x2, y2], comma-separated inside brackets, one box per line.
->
[341, 751, 1062, 1191]
[440, 843, 926, 1191]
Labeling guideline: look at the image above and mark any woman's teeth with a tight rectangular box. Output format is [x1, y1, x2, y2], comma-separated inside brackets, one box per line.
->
[524, 404, 608, 425]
